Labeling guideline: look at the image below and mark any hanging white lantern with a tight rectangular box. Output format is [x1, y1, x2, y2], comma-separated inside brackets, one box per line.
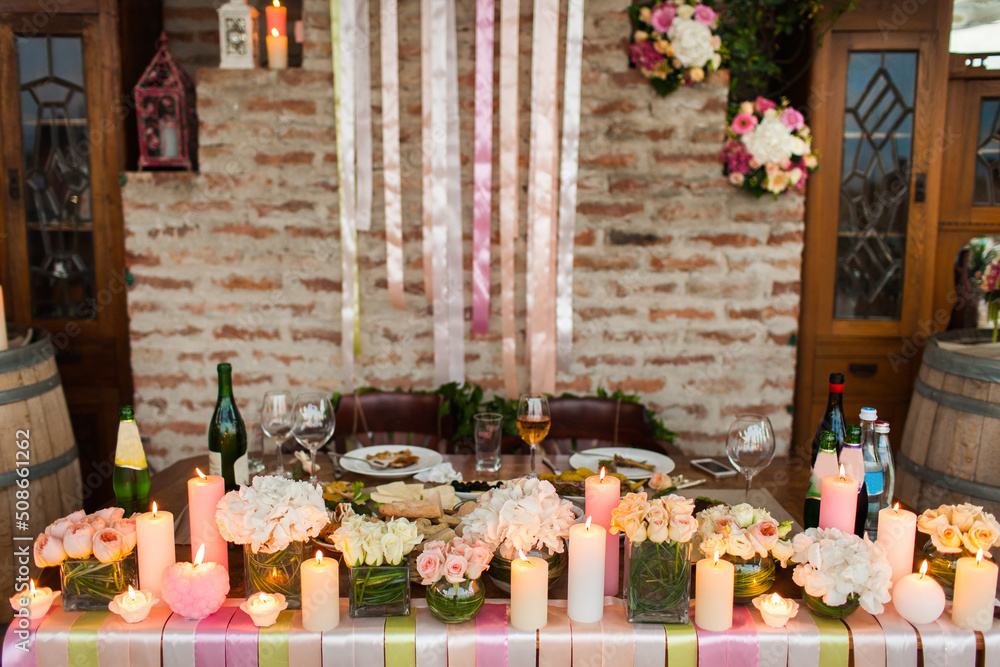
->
[218, 0, 260, 69]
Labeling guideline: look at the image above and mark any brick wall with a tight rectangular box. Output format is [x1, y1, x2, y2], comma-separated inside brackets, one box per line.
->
[125, 0, 804, 472]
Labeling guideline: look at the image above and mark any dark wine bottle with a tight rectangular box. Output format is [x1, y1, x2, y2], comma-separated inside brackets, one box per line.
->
[112, 405, 150, 515]
[841, 424, 868, 537]
[810, 372, 846, 464]
[208, 363, 248, 492]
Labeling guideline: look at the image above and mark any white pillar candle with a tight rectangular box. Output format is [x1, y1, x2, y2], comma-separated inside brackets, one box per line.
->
[892, 560, 945, 625]
[301, 550, 339, 631]
[0, 284, 8, 351]
[952, 548, 999, 632]
[876, 504, 916, 582]
[266, 28, 288, 69]
[511, 551, 548, 631]
[818, 464, 858, 534]
[567, 517, 606, 623]
[585, 468, 621, 595]
[136, 502, 175, 598]
[695, 552, 734, 632]
[188, 468, 228, 570]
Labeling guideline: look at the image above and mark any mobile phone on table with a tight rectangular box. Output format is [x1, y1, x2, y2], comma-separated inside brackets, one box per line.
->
[690, 458, 737, 478]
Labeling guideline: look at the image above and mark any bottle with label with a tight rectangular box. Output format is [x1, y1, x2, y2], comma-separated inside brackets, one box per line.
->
[860, 407, 883, 540]
[804, 430, 840, 529]
[841, 423, 868, 537]
[810, 373, 847, 464]
[113, 405, 150, 516]
[875, 420, 895, 506]
[208, 362, 248, 492]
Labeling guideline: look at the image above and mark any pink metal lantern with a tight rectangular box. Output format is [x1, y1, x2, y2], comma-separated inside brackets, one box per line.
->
[134, 34, 196, 170]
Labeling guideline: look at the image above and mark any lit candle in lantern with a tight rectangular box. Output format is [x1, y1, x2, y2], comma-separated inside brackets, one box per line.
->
[109, 585, 159, 623]
[695, 551, 735, 632]
[240, 591, 288, 627]
[266, 27, 288, 70]
[188, 468, 228, 570]
[161, 544, 230, 620]
[818, 464, 858, 534]
[876, 503, 916, 583]
[585, 467, 621, 595]
[892, 560, 946, 625]
[136, 501, 175, 598]
[301, 550, 339, 631]
[752, 592, 799, 628]
[511, 550, 548, 631]
[265, 0, 287, 36]
[567, 516, 606, 623]
[8, 579, 58, 620]
[952, 548, 999, 631]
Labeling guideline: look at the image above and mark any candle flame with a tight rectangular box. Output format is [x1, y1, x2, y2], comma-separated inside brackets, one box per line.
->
[29, 580, 35, 596]
[151, 501, 158, 517]
[518, 550, 529, 562]
[977, 548, 984, 564]
[770, 593, 781, 604]
[129, 585, 136, 601]
[196, 468, 206, 479]
[585, 516, 592, 530]
[713, 551, 720, 565]
[259, 593, 274, 605]
[272, 568, 278, 578]
[316, 551, 323, 564]
[838, 463, 846, 479]
[194, 543, 206, 566]
[273, 0, 280, 6]
[272, 27, 279, 37]
[919, 560, 928, 578]
[599, 467, 606, 481]
[893, 502, 900, 511]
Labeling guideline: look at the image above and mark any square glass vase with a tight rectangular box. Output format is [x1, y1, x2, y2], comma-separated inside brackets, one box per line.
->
[60, 550, 139, 611]
[622, 538, 691, 624]
[348, 565, 411, 618]
[243, 541, 303, 609]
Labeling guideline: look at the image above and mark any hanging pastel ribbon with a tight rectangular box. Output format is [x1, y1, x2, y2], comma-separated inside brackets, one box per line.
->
[445, 0, 465, 381]
[471, 0, 495, 334]
[354, 0, 372, 232]
[498, 0, 520, 398]
[420, 0, 434, 304]
[555, 0, 584, 372]
[380, 0, 405, 310]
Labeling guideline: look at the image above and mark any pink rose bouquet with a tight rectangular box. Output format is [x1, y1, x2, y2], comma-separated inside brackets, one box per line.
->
[971, 243, 1000, 341]
[723, 97, 819, 198]
[696, 503, 794, 561]
[627, 1, 724, 97]
[416, 538, 494, 585]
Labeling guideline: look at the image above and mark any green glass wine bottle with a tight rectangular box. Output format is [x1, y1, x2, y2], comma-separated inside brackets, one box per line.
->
[113, 405, 150, 515]
[208, 362, 248, 492]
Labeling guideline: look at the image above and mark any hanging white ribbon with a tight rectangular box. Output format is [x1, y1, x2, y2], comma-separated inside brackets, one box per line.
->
[354, 0, 373, 232]
[445, 0, 465, 382]
[499, 0, 520, 398]
[420, 0, 435, 303]
[380, 0, 405, 309]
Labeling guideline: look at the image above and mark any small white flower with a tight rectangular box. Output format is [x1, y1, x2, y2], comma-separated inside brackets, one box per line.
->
[667, 17, 714, 68]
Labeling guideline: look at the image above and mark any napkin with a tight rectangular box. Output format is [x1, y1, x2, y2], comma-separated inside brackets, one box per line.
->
[414, 462, 463, 483]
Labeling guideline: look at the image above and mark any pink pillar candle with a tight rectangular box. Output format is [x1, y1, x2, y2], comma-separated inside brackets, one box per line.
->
[585, 468, 620, 595]
[161, 545, 230, 620]
[265, 0, 287, 36]
[188, 468, 228, 570]
[136, 502, 175, 598]
[818, 465, 858, 534]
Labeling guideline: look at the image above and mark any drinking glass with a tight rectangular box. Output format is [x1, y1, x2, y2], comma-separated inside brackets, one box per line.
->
[291, 393, 335, 484]
[725, 413, 776, 499]
[247, 424, 266, 476]
[516, 394, 551, 478]
[474, 413, 503, 474]
[261, 391, 293, 478]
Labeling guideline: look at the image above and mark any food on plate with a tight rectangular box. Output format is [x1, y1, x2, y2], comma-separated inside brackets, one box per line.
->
[321, 480, 357, 504]
[370, 481, 459, 509]
[365, 448, 420, 468]
[450, 480, 503, 494]
[537, 468, 637, 497]
[378, 500, 442, 520]
[597, 454, 656, 473]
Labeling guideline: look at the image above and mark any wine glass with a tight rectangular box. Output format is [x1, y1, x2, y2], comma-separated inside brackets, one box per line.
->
[291, 393, 335, 484]
[260, 391, 293, 478]
[516, 394, 551, 478]
[725, 413, 776, 500]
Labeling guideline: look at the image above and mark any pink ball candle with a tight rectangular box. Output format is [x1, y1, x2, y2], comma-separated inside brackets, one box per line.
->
[161, 545, 230, 620]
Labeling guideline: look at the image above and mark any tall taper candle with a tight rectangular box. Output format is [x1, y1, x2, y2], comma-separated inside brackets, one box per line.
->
[567, 517, 606, 623]
[301, 550, 339, 631]
[511, 551, 548, 630]
[876, 503, 916, 583]
[136, 502, 175, 598]
[585, 468, 621, 595]
[695, 551, 735, 631]
[952, 548, 999, 631]
[187, 468, 228, 570]
[818, 464, 857, 534]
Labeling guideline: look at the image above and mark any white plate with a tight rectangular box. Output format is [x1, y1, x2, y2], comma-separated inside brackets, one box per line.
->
[338, 445, 443, 478]
[568, 447, 675, 480]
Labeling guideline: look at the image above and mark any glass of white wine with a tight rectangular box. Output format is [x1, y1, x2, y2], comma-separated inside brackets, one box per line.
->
[516, 394, 551, 478]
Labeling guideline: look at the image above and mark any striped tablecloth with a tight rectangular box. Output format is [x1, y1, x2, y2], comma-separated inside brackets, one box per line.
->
[4, 598, 999, 667]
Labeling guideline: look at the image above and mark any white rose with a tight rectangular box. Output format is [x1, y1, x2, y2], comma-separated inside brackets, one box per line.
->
[791, 137, 807, 156]
[951, 504, 981, 532]
[676, 4, 694, 19]
[382, 533, 405, 565]
[741, 116, 797, 166]
[772, 539, 794, 567]
[730, 504, 755, 527]
[699, 534, 727, 558]
[727, 532, 756, 559]
[667, 17, 714, 68]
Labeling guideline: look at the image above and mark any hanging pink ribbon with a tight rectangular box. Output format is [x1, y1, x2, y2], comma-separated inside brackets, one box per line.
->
[380, 0, 405, 310]
[498, 0, 520, 398]
[537, 604, 571, 667]
[3, 616, 41, 667]
[354, 0, 373, 232]
[445, 0, 466, 381]
[419, 0, 434, 304]
[693, 606, 758, 667]
[225, 610, 259, 667]
[471, 0, 495, 334]
[475, 602, 508, 667]
[194, 605, 238, 666]
[600, 601, 637, 666]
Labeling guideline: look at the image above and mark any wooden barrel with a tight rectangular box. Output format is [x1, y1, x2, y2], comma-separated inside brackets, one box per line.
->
[898, 329, 1000, 520]
[0, 327, 82, 624]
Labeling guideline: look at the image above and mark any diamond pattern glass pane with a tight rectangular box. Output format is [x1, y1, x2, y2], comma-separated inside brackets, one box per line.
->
[17, 35, 96, 320]
[973, 98, 1000, 206]
[834, 51, 917, 321]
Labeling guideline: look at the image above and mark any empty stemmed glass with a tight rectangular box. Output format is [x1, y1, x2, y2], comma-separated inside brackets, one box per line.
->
[516, 394, 551, 478]
[261, 391, 293, 478]
[725, 413, 776, 500]
[291, 393, 335, 485]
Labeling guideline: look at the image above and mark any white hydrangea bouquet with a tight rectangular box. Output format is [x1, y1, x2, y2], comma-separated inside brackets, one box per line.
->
[787, 527, 892, 617]
[331, 513, 423, 567]
[916, 503, 999, 594]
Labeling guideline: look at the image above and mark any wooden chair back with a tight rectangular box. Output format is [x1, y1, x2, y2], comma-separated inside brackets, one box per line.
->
[331, 392, 453, 453]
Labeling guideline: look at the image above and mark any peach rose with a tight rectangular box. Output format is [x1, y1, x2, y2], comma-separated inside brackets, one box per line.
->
[112, 518, 137, 552]
[668, 514, 698, 544]
[748, 519, 780, 558]
[962, 519, 1000, 554]
[931, 524, 964, 554]
[63, 523, 95, 559]
[94, 507, 125, 525]
[79, 514, 107, 532]
[444, 553, 469, 584]
[917, 510, 949, 535]
[416, 550, 445, 585]
[33, 533, 66, 567]
[45, 518, 75, 540]
[649, 472, 673, 491]
[951, 504, 981, 532]
[92, 528, 128, 564]
[644, 503, 670, 543]
[466, 544, 493, 580]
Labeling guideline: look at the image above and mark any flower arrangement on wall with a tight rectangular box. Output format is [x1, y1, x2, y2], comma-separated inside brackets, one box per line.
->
[722, 96, 818, 198]
[627, 1, 724, 96]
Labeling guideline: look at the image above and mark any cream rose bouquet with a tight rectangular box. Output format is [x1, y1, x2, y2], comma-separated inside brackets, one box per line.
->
[917, 503, 999, 594]
[610, 492, 697, 543]
[215, 475, 328, 554]
[696, 503, 793, 561]
[332, 513, 423, 567]
[460, 477, 577, 559]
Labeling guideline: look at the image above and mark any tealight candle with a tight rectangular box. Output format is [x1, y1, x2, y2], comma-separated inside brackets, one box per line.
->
[8, 580, 57, 620]
[266, 27, 288, 69]
[952, 548, 999, 631]
[301, 550, 339, 631]
[188, 468, 228, 570]
[585, 467, 621, 595]
[567, 516, 606, 623]
[136, 501, 175, 598]
[161, 544, 230, 620]
[876, 503, 916, 583]
[752, 592, 799, 628]
[511, 550, 548, 631]
[892, 560, 945, 625]
[240, 592, 288, 627]
[109, 585, 159, 623]
[818, 464, 858, 534]
[695, 551, 735, 632]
